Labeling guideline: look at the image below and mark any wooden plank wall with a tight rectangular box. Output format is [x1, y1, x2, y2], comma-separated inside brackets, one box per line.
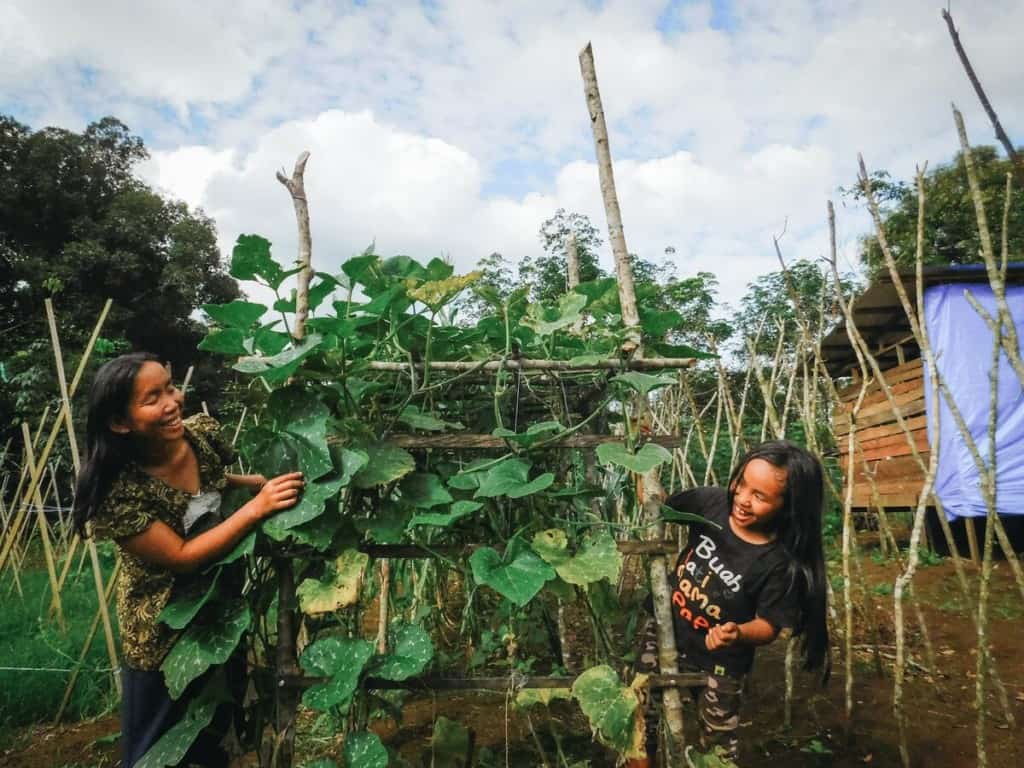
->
[835, 359, 929, 508]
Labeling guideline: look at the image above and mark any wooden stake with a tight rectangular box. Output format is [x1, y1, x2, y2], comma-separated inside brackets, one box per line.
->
[21, 423, 66, 629]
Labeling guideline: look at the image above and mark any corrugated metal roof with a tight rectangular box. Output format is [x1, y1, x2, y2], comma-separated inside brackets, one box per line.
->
[820, 262, 1024, 377]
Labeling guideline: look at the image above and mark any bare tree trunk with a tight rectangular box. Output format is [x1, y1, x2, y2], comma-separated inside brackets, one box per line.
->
[276, 151, 313, 339]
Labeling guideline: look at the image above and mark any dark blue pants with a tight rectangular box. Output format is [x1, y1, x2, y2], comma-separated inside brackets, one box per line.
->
[120, 665, 232, 767]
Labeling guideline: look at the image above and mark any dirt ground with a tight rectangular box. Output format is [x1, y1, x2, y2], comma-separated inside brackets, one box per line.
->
[3, 558, 1022, 768]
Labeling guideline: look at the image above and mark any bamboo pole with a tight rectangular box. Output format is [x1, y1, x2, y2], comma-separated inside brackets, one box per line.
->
[21, 423, 66, 629]
[579, 40, 685, 756]
[44, 298, 121, 696]
[365, 357, 697, 373]
[277, 151, 313, 341]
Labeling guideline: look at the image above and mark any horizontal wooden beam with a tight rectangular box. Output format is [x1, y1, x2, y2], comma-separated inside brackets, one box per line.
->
[387, 433, 680, 449]
[275, 672, 707, 692]
[367, 357, 697, 373]
[358, 540, 679, 559]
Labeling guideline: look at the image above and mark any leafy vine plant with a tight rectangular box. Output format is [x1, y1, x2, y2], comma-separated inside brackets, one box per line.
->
[143, 234, 703, 767]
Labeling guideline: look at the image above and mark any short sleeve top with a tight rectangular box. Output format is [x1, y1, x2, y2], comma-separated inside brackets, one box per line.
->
[665, 487, 800, 677]
[91, 414, 236, 670]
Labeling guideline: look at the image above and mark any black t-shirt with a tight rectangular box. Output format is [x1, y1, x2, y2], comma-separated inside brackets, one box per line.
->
[665, 486, 799, 678]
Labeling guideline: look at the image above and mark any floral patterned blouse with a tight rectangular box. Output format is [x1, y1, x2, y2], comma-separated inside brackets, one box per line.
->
[92, 414, 236, 670]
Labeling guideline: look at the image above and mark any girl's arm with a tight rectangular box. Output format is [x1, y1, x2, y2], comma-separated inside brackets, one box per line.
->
[225, 472, 267, 490]
[705, 617, 779, 651]
[121, 471, 303, 574]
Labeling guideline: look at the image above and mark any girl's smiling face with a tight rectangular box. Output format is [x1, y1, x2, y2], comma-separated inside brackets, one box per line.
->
[110, 361, 185, 443]
[729, 458, 787, 538]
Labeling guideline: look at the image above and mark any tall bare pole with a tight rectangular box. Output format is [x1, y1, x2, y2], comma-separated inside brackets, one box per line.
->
[277, 151, 313, 340]
[579, 41, 686, 756]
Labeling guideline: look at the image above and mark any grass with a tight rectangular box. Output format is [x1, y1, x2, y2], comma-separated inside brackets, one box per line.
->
[0, 542, 120, 748]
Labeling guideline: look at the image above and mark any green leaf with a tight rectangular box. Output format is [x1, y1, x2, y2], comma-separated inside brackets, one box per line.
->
[659, 504, 720, 528]
[330, 445, 370, 487]
[532, 530, 622, 586]
[285, 508, 343, 550]
[159, 570, 221, 630]
[202, 300, 267, 328]
[357, 501, 411, 544]
[610, 372, 677, 398]
[398, 405, 464, 432]
[300, 636, 375, 712]
[515, 687, 572, 709]
[571, 665, 643, 756]
[135, 676, 228, 768]
[371, 624, 433, 681]
[473, 458, 554, 499]
[198, 327, 249, 356]
[342, 731, 388, 768]
[446, 458, 493, 490]
[230, 234, 286, 290]
[352, 443, 416, 488]
[596, 442, 673, 474]
[523, 292, 587, 335]
[408, 500, 482, 529]
[342, 250, 381, 286]
[399, 473, 453, 509]
[255, 326, 291, 356]
[262, 476, 344, 541]
[267, 386, 333, 481]
[431, 717, 470, 767]
[491, 420, 562, 448]
[639, 308, 683, 336]
[161, 599, 250, 699]
[211, 530, 256, 567]
[233, 334, 323, 383]
[297, 548, 369, 615]
[469, 546, 555, 607]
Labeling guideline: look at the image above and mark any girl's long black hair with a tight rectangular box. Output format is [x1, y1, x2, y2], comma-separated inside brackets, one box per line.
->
[728, 440, 830, 679]
[72, 352, 161, 536]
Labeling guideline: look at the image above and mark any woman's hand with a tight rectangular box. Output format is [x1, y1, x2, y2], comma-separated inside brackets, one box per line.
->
[250, 472, 304, 520]
[705, 621, 741, 651]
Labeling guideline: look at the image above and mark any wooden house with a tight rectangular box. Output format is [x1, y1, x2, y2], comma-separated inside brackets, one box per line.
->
[820, 263, 1024, 556]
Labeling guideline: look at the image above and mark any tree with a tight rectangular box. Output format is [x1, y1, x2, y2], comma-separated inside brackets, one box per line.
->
[847, 146, 1024, 274]
[519, 209, 606, 302]
[0, 115, 239, 443]
[454, 251, 515, 323]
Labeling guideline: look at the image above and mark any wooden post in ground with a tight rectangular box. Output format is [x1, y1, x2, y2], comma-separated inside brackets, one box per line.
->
[21, 423, 65, 629]
[579, 41, 686, 757]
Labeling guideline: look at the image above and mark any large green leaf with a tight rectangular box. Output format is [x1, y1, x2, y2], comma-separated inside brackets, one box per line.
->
[571, 665, 644, 757]
[285, 507, 343, 550]
[352, 443, 416, 488]
[473, 458, 554, 499]
[639, 308, 683, 336]
[431, 716, 470, 767]
[397, 405, 463, 432]
[161, 599, 250, 699]
[523, 292, 587, 335]
[135, 675, 228, 768]
[297, 549, 369, 615]
[268, 386, 333, 481]
[198, 328, 248, 355]
[408, 500, 482, 529]
[515, 687, 572, 709]
[491, 420, 562, 449]
[399, 473, 453, 509]
[202, 300, 267, 328]
[596, 442, 673, 474]
[469, 545, 555, 606]
[230, 234, 287, 290]
[610, 372, 677, 398]
[370, 624, 433, 681]
[300, 636, 375, 712]
[531, 530, 622, 586]
[262, 476, 344, 540]
[233, 334, 323, 383]
[159, 570, 221, 630]
[343, 731, 388, 768]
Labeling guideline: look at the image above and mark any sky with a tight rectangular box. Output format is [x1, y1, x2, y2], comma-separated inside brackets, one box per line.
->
[2, 0, 1021, 311]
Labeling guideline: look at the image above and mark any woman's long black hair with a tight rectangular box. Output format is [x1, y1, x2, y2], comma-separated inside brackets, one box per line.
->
[72, 352, 161, 536]
[727, 440, 830, 679]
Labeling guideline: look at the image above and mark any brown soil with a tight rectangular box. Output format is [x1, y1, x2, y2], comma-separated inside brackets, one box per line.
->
[4, 559, 1022, 767]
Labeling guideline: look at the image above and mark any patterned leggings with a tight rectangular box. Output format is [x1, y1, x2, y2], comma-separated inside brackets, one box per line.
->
[636, 616, 743, 763]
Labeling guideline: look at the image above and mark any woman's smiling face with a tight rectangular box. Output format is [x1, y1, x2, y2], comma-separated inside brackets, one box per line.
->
[729, 458, 787, 537]
[110, 361, 185, 443]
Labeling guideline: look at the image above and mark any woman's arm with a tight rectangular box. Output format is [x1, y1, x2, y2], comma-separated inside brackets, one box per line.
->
[705, 617, 780, 651]
[225, 472, 267, 491]
[121, 472, 302, 574]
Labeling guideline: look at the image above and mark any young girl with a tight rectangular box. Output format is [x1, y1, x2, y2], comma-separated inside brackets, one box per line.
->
[72, 352, 304, 767]
[633, 440, 830, 767]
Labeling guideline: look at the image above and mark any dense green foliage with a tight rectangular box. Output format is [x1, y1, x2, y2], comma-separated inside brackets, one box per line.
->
[0, 115, 239, 448]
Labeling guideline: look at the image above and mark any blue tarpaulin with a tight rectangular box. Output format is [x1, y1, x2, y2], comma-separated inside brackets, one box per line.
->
[923, 282, 1024, 519]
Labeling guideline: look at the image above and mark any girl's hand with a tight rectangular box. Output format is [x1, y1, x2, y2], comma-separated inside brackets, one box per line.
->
[705, 621, 741, 651]
[251, 472, 304, 520]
